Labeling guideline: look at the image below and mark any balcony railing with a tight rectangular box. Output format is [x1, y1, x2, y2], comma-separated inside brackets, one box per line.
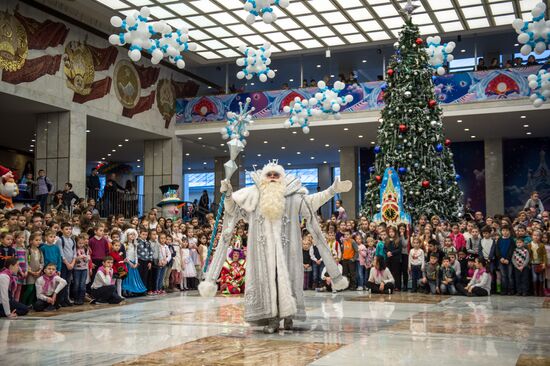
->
[87, 189, 143, 218]
[176, 65, 546, 124]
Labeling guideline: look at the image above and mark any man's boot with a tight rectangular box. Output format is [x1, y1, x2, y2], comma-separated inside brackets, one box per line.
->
[283, 317, 293, 330]
[263, 318, 279, 334]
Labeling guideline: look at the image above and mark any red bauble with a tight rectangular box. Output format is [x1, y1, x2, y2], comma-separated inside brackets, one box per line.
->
[415, 38, 423, 45]
[445, 138, 451, 146]
[387, 69, 394, 76]
[375, 175, 382, 183]
[399, 124, 408, 133]
[422, 180, 430, 188]
[428, 99, 437, 108]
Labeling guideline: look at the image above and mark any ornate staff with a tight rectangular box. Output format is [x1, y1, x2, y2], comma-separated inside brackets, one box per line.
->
[203, 98, 254, 273]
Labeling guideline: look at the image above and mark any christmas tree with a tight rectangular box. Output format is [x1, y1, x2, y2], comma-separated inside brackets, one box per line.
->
[361, 14, 463, 222]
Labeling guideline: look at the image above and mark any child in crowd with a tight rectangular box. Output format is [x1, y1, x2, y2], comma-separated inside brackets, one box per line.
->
[0, 257, 29, 318]
[302, 233, 313, 290]
[169, 234, 183, 291]
[14, 231, 28, 301]
[0, 232, 15, 269]
[439, 257, 457, 295]
[466, 227, 481, 255]
[56, 222, 76, 307]
[88, 226, 110, 282]
[73, 233, 90, 305]
[449, 251, 461, 279]
[21, 233, 44, 305]
[341, 230, 358, 290]
[528, 229, 547, 297]
[420, 253, 440, 294]
[366, 255, 395, 294]
[40, 230, 62, 272]
[460, 258, 491, 297]
[34, 263, 67, 311]
[153, 232, 171, 294]
[356, 234, 367, 291]
[136, 227, 153, 295]
[163, 235, 177, 292]
[90, 256, 124, 304]
[122, 228, 147, 296]
[109, 240, 127, 298]
[375, 230, 387, 259]
[364, 236, 376, 281]
[442, 236, 455, 257]
[512, 237, 530, 296]
[408, 236, 425, 293]
[496, 225, 515, 295]
[326, 231, 341, 262]
[181, 238, 196, 291]
[449, 223, 466, 252]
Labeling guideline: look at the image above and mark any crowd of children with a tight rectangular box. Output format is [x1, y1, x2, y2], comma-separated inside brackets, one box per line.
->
[0, 191, 549, 318]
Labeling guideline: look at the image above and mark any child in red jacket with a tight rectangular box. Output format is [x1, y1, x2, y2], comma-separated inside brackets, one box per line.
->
[109, 240, 127, 298]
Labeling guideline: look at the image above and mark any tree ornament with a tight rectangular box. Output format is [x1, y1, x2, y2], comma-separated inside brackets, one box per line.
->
[374, 146, 382, 154]
[430, 120, 438, 127]
[435, 143, 443, 152]
[455, 174, 461, 181]
[422, 180, 430, 188]
[445, 138, 451, 146]
[428, 99, 437, 108]
[387, 69, 394, 76]
[415, 37, 423, 45]
[404, 91, 412, 98]
[398, 167, 407, 174]
[375, 175, 382, 183]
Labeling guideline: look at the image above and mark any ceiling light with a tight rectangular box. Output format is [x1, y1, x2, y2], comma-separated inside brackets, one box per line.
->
[297, 152, 301, 155]
[310, 157, 315, 160]
[292, 131, 297, 134]
[86, 130, 91, 133]
[523, 124, 529, 128]
[309, 138, 315, 141]
[257, 153, 262, 157]
[250, 82, 255, 86]
[220, 143, 224, 146]
[470, 136, 476, 139]
[325, 144, 330, 147]
[112, 149, 116, 152]
[316, 64, 321, 68]
[526, 132, 532, 135]
[124, 139, 129, 142]
[137, 165, 141, 168]
[460, 49, 466, 53]
[263, 140, 268, 144]
[514, 43, 519, 46]
[457, 119, 462, 123]
[520, 115, 526, 119]
[187, 167, 191, 171]
[107, 153, 111, 156]
[207, 86, 212, 89]
[289, 78, 294, 82]
[358, 135, 363, 138]
[29, 149, 33, 152]
[281, 146, 286, 149]
[287, 162, 291, 166]
[185, 153, 190, 156]
[323, 161, 327, 164]
[118, 144, 122, 147]
[330, 74, 335, 77]
[30, 144, 34, 147]
[203, 162, 207, 165]
[344, 128, 349, 131]
[31, 139, 35, 142]
[102, 158, 105, 160]
[338, 149, 341, 152]
[362, 60, 367, 63]
[464, 128, 470, 131]
[137, 159, 140, 162]
[197, 137, 203, 140]
[370, 141, 375, 145]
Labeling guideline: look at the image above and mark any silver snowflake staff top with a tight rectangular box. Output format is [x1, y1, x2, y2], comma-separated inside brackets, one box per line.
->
[399, 0, 420, 19]
[221, 97, 255, 146]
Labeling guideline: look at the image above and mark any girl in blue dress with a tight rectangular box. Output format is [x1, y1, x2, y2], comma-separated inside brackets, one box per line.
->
[122, 229, 147, 296]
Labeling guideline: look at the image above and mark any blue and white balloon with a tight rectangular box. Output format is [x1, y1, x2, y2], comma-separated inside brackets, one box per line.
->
[425, 36, 455, 76]
[512, 2, 549, 56]
[528, 69, 550, 108]
[221, 97, 255, 145]
[244, 0, 290, 25]
[236, 43, 276, 83]
[283, 81, 354, 134]
[109, 7, 196, 68]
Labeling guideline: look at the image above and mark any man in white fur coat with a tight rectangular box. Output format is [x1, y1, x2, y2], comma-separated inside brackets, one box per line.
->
[199, 161, 352, 333]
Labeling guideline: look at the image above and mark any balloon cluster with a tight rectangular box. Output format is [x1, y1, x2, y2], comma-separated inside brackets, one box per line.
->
[221, 97, 255, 144]
[283, 81, 353, 134]
[244, 0, 290, 25]
[528, 69, 550, 107]
[424, 36, 455, 76]
[236, 43, 276, 82]
[108, 7, 196, 69]
[512, 1, 549, 56]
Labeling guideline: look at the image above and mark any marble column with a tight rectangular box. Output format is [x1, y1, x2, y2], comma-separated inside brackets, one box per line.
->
[339, 146, 359, 219]
[35, 111, 87, 197]
[484, 138, 504, 216]
[318, 163, 332, 219]
[143, 137, 183, 212]
[214, 155, 244, 204]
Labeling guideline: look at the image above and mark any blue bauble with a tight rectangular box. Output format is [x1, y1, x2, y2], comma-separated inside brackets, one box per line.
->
[398, 167, 407, 174]
[369, 166, 376, 173]
[455, 174, 461, 181]
[374, 146, 382, 154]
[436, 143, 443, 152]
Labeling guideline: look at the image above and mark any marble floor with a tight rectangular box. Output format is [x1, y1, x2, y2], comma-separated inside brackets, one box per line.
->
[1, 291, 548, 365]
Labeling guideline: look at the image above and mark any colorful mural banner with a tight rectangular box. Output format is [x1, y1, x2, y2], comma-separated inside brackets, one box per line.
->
[176, 65, 548, 124]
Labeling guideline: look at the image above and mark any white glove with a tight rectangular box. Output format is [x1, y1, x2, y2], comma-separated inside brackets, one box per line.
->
[332, 177, 352, 193]
[220, 179, 233, 195]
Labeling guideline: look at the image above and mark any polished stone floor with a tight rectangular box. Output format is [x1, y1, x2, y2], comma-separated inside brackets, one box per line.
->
[1, 291, 548, 365]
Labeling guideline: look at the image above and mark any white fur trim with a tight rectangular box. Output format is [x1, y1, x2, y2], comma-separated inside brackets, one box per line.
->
[332, 275, 349, 291]
[198, 280, 218, 297]
[232, 186, 259, 213]
[261, 163, 285, 180]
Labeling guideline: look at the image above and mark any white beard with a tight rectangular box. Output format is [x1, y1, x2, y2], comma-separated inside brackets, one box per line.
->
[259, 180, 285, 221]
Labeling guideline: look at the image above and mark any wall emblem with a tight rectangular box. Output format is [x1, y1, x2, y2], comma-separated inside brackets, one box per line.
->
[114, 59, 140, 109]
[156, 78, 176, 127]
[0, 10, 28, 72]
[63, 40, 94, 96]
